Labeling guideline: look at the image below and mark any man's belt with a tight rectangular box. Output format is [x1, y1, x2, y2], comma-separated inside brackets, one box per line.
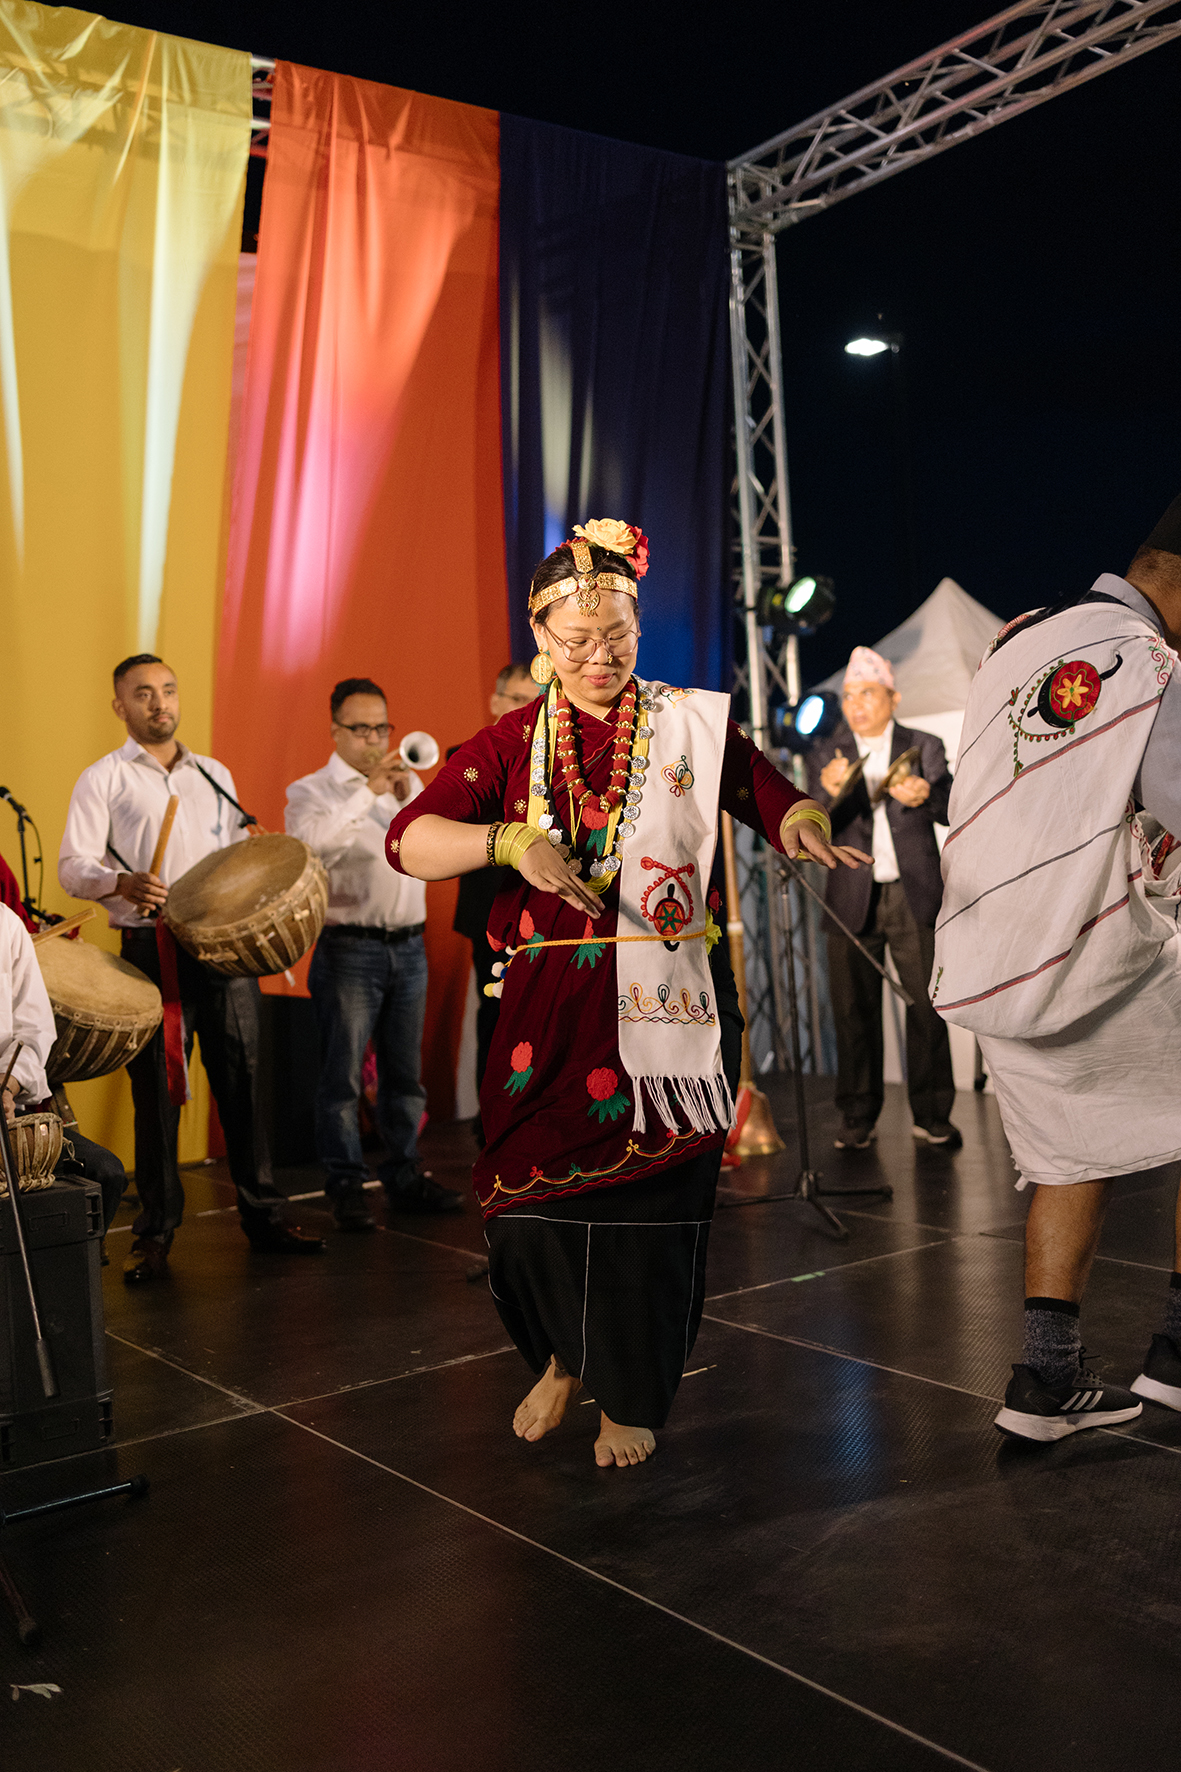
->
[321, 922, 425, 945]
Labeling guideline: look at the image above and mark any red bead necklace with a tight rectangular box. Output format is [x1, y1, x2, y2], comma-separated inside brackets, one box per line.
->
[553, 680, 637, 832]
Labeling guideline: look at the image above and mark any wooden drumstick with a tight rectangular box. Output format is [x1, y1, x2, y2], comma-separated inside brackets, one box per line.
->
[138, 795, 180, 918]
[31, 907, 96, 946]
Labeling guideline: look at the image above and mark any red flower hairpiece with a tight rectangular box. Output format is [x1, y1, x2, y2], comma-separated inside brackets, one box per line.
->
[628, 527, 650, 578]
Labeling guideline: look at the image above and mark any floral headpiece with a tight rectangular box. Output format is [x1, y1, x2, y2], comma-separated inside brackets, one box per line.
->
[528, 518, 651, 617]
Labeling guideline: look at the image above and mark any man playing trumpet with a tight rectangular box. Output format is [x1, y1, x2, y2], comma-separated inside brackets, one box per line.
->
[286, 678, 460, 1232]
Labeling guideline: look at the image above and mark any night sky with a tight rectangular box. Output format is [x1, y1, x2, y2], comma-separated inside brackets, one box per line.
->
[111, 0, 1181, 689]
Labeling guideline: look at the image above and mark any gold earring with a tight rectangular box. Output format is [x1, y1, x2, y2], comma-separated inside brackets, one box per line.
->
[530, 651, 555, 686]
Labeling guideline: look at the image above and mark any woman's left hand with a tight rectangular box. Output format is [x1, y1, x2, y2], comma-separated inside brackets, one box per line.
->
[780, 803, 872, 871]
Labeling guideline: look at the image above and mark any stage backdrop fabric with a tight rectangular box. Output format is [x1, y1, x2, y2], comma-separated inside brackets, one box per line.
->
[217, 64, 509, 1118]
[498, 115, 731, 690]
[0, 2, 249, 1162]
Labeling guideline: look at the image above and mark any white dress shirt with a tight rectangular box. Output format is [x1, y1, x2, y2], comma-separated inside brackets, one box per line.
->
[0, 904, 54, 1102]
[854, 722, 902, 884]
[59, 737, 248, 929]
[284, 751, 427, 929]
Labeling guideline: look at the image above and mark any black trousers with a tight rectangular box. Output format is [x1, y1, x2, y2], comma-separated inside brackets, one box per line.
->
[58, 1129, 127, 1233]
[827, 879, 955, 1131]
[121, 930, 283, 1245]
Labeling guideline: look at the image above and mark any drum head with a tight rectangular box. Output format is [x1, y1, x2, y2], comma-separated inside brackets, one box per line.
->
[166, 834, 308, 931]
[37, 937, 161, 1017]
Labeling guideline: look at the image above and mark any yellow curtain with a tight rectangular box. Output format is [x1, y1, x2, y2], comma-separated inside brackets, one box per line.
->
[0, 4, 249, 1162]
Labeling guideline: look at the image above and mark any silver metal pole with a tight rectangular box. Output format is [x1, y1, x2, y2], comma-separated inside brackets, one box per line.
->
[727, 223, 770, 754]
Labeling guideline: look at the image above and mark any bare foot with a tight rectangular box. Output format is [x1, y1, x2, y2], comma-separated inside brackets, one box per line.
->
[594, 1412, 656, 1468]
[513, 1356, 581, 1442]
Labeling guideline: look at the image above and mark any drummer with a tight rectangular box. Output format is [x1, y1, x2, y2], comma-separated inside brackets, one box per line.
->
[285, 677, 461, 1231]
[0, 903, 127, 1232]
[58, 655, 324, 1282]
[805, 646, 959, 1152]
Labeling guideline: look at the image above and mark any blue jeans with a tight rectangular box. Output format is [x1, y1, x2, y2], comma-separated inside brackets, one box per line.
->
[308, 930, 428, 1198]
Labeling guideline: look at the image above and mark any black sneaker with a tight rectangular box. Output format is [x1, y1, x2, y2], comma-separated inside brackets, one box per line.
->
[913, 1122, 963, 1149]
[385, 1169, 463, 1214]
[834, 1123, 876, 1150]
[332, 1192, 377, 1233]
[994, 1361, 1142, 1442]
[1132, 1334, 1181, 1411]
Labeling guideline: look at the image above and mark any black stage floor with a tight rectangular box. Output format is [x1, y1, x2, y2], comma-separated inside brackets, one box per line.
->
[4, 1080, 1180, 1772]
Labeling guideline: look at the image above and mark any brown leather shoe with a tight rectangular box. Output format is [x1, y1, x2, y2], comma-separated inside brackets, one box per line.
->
[123, 1240, 169, 1285]
[247, 1223, 326, 1254]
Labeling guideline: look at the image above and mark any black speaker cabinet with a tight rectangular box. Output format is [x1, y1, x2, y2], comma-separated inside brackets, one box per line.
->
[0, 1178, 111, 1469]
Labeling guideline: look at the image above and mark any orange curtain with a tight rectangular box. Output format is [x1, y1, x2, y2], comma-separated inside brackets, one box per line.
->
[217, 66, 509, 1116]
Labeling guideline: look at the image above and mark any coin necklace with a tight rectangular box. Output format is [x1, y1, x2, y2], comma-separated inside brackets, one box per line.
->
[526, 679, 655, 891]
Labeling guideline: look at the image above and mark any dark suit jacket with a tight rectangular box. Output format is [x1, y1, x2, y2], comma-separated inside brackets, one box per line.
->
[805, 720, 952, 933]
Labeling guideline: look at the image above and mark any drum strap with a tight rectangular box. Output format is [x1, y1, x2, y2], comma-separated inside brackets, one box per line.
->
[155, 924, 190, 1107]
[188, 759, 257, 830]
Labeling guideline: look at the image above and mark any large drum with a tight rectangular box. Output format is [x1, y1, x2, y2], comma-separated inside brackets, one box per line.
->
[3, 1111, 62, 1194]
[163, 834, 328, 978]
[37, 938, 162, 1084]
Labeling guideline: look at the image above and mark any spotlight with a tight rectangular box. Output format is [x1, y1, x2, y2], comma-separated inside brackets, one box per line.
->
[845, 336, 890, 357]
[760, 574, 836, 637]
[775, 689, 842, 753]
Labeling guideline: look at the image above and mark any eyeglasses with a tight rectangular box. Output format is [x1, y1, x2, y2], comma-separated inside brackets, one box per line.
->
[547, 626, 640, 665]
[334, 721, 391, 739]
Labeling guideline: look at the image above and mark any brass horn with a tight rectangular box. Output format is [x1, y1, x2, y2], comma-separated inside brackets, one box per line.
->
[399, 731, 440, 770]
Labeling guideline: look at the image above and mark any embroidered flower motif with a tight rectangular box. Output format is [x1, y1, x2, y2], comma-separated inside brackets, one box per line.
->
[514, 799, 527, 814]
[519, 907, 543, 962]
[586, 1067, 630, 1123]
[737, 786, 750, 800]
[708, 887, 722, 914]
[464, 766, 479, 782]
[574, 917, 605, 970]
[505, 1041, 534, 1095]
[389, 837, 400, 852]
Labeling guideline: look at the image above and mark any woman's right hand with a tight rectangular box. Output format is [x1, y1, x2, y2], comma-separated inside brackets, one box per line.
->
[517, 835, 604, 918]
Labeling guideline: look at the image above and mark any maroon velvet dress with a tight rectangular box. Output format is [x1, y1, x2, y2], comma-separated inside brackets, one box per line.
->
[386, 692, 803, 1425]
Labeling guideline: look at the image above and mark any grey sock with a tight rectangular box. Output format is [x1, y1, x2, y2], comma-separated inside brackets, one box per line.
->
[1023, 1296, 1081, 1388]
[1164, 1274, 1181, 1346]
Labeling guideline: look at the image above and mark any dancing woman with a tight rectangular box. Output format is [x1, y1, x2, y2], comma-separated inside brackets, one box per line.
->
[387, 521, 868, 1467]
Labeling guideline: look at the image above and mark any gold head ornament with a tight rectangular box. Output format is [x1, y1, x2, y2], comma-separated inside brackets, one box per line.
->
[528, 519, 650, 618]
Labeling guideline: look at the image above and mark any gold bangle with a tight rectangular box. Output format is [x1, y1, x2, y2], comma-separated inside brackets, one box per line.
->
[494, 821, 546, 870]
[782, 805, 832, 846]
[486, 822, 503, 866]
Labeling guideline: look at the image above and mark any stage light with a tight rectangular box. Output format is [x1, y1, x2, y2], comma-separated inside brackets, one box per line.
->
[773, 690, 842, 753]
[760, 574, 836, 636]
[845, 335, 890, 357]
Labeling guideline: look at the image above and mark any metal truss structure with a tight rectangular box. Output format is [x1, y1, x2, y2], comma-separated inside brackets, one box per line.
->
[250, 58, 274, 159]
[727, 0, 1181, 1080]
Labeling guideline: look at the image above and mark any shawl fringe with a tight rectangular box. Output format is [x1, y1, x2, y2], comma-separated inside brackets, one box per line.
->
[631, 1073, 736, 1137]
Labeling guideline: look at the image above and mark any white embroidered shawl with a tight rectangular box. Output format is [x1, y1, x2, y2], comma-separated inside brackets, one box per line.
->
[933, 598, 1178, 1039]
[616, 681, 734, 1136]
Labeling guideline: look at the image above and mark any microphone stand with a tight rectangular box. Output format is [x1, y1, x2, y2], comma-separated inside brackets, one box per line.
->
[0, 789, 41, 925]
[768, 854, 910, 1241]
[0, 1040, 150, 1647]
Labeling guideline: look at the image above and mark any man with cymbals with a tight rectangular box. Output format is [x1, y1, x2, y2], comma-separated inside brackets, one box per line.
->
[58, 654, 324, 1281]
[807, 645, 959, 1152]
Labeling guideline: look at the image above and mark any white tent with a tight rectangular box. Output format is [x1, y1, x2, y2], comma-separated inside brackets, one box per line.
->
[815, 576, 1004, 1095]
[817, 575, 1003, 769]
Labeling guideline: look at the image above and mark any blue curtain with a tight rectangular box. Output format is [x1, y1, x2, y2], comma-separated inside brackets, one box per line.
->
[499, 115, 731, 690]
